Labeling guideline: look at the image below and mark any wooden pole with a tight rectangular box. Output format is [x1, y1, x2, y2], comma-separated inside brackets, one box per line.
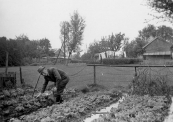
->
[135, 66, 137, 76]
[20, 67, 23, 85]
[32, 74, 41, 97]
[94, 65, 96, 84]
[5, 51, 9, 75]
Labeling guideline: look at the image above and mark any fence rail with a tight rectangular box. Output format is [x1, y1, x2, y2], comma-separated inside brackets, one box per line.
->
[87, 64, 173, 85]
[1, 63, 173, 90]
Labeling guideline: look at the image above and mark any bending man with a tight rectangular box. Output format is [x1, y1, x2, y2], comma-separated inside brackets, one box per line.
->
[37, 66, 69, 103]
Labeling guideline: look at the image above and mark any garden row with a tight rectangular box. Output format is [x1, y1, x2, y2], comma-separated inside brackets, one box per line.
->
[0, 86, 78, 121]
[92, 95, 171, 122]
[10, 90, 122, 122]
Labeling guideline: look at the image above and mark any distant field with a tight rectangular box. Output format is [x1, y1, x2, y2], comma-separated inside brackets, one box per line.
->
[1, 63, 173, 90]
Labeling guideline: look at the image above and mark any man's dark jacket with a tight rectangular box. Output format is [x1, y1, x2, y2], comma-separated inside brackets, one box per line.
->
[41, 67, 69, 93]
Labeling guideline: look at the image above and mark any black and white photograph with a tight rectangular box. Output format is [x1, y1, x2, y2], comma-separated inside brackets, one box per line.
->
[1, 0, 173, 121]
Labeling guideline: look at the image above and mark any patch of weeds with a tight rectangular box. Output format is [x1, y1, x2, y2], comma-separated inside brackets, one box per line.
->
[129, 68, 171, 96]
[76, 85, 90, 94]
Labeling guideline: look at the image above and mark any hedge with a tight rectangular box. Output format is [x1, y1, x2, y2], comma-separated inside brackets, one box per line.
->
[102, 58, 143, 65]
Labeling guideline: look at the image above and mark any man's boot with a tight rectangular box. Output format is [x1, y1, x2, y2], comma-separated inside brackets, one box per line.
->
[56, 95, 60, 103]
[56, 95, 63, 103]
[59, 95, 63, 103]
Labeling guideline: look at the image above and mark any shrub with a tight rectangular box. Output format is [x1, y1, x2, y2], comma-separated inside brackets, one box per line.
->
[129, 68, 170, 96]
[76, 86, 90, 94]
[102, 58, 143, 65]
[71, 59, 83, 63]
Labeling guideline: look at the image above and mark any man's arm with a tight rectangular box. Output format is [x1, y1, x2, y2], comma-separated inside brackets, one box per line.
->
[41, 78, 49, 93]
[52, 68, 61, 84]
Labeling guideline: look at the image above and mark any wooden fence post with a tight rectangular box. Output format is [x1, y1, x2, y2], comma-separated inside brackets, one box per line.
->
[94, 65, 96, 84]
[5, 51, 9, 76]
[19, 67, 23, 85]
[134, 66, 137, 76]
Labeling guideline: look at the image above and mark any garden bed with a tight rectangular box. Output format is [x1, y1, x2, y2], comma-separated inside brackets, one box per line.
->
[91, 95, 171, 122]
[0, 86, 79, 122]
[9, 90, 122, 122]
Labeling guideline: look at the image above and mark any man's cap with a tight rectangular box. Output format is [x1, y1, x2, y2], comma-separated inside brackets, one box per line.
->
[38, 66, 45, 73]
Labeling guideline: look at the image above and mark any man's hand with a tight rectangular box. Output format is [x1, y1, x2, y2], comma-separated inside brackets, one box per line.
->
[36, 92, 42, 98]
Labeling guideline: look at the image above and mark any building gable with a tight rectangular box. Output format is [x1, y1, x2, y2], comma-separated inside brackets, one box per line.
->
[143, 37, 173, 53]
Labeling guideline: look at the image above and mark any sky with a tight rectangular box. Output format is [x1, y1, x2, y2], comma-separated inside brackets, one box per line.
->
[0, 0, 172, 53]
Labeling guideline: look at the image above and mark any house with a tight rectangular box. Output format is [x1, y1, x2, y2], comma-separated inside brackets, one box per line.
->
[143, 37, 173, 60]
[54, 49, 68, 59]
[94, 50, 126, 61]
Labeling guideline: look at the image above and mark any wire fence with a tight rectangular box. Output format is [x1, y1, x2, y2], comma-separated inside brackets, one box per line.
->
[1, 63, 173, 89]
[54, 63, 173, 89]
[85, 64, 173, 88]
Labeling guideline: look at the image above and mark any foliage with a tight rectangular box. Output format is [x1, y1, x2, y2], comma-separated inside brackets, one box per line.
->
[93, 95, 170, 122]
[130, 68, 170, 96]
[81, 52, 92, 61]
[157, 25, 173, 43]
[124, 40, 137, 58]
[0, 34, 54, 66]
[60, 21, 71, 58]
[10, 90, 122, 122]
[39, 38, 51, 55]
[108, 33, 125, 52]
[138, 24, 157, 40]
[102, 58, 142, 65]
[88, 33, 127, 59]
[88, 40, 102, 58]
[147, 0, 173, 23]
[0, 87, 54, 121]
[68, 11, 86, 56]
[72, 52, 81, 60]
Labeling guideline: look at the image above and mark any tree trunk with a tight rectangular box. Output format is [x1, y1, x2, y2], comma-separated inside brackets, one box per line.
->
[63, 27, 66, 60]
[47, 55, 49, 64]
[5, 51, 9, 75]
[66, 52, 72, 66]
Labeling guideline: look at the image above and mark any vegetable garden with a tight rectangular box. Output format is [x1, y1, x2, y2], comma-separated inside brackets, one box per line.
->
[0, 64, 173, 122]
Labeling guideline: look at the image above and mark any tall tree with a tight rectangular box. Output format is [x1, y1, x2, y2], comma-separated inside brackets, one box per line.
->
[0, 37, 8, 66]
[147, 0, 173, 23]
[39, 38, 51, 63]
[138, 24, 157, 41]
[88, 40, 102, 59]
[67, 11, 86, 64]
[157, 25, 173, 42]
[81, 52, 92, 61]
[107, 33, 125, 58]
[124, 40, 137, 58]
[39, 38, 51, 56]
[110, 33, 124, 51]
[99, 37, 109, 53]
[15, 34, 30, 58]
[60, 21, 70, 59]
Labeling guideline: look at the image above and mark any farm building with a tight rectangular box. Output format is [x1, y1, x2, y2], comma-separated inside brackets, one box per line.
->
[143, 37, 173, 60]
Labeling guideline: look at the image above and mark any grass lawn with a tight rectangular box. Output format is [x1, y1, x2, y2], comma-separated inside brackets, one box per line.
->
[1, 63, 173, 90]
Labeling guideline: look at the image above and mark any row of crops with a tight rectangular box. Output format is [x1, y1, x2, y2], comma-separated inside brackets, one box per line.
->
[0, 86, 122, 122]
[1, 78, 173, 122]
[92, 95, 171, 122]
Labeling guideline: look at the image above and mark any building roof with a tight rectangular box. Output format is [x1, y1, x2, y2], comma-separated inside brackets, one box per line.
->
[54, 49, 64, 56]
[142, 36, 173, 49]
[143, 51, 171, 56]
